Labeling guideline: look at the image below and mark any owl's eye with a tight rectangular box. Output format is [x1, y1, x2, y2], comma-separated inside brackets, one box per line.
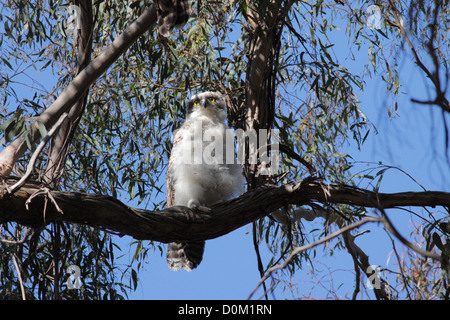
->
[193, 100, 199, 106]
[209, 97, 216, 103]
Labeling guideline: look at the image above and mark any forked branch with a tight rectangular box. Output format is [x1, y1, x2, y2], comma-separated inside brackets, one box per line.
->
[1, 177, 449, 243]
[0, 4, 158, 177]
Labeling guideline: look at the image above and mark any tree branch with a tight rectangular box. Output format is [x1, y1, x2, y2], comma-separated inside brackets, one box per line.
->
[1, 177, 449, 243]
[247, 216, 384, 299]
[388, 0, 450, 113]
[0, 4, 158, 177]
[43, 0, 94, 188]
[273, 206, 394, 299]
[7, 113, 69, 195]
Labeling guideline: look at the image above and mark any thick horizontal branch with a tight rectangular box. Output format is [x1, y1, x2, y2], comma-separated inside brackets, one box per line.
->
[0, 177, 449, 243]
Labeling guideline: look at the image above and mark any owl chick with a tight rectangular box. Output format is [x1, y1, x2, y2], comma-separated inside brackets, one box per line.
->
[166, 91, 243, 271]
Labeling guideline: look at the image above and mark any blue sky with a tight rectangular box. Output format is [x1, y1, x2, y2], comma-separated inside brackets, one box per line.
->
[1, 3, 449, 300]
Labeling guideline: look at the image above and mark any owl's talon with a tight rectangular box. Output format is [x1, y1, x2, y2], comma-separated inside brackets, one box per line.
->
[198, 206, 212, 213]
[187, 199, 200, 209]
[188, 199, 211, 213]
[210, 200, 224, 206]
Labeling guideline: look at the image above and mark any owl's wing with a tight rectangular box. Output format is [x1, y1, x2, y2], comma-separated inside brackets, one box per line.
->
[166, 130, 182, 208]
[166, 128, 205, 272]
[166, 168, 174, 208]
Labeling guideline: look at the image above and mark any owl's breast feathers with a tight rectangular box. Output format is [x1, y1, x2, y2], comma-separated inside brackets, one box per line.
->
[167, 119, 242, 204]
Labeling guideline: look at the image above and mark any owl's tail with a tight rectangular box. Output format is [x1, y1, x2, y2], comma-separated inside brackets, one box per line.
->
[166, 241, 205, 271]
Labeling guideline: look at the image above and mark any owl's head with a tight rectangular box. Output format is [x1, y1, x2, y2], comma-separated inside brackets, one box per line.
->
[187, 91, 227, 122]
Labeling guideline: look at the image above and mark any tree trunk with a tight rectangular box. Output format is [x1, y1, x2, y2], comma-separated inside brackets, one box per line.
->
[43, 0, 94, 188]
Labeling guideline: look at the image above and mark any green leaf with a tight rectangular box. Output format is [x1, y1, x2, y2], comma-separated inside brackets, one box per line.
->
[432, 232, 445, 252]
[36, 120, 47, 139]
[131, 269, 138, 291]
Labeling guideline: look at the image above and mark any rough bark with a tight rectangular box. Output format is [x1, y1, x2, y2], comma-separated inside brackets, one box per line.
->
[43, 0, 94, 188]
[1, 176, 449, 243]
[244, 0, 284, 187]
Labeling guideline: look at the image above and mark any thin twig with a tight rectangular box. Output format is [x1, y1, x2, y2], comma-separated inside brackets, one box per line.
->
[0, 228, 32, 245]
[7, 113, 69, 194]
[388, 0, 449, 112]
[378, 207, 441, 261]
[12, 253, 26, 300]
[387, 234, 412, 300]
[248, 216, 384, 299]
[252, 221, 268, 300]
[25, 187, 64, 222]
